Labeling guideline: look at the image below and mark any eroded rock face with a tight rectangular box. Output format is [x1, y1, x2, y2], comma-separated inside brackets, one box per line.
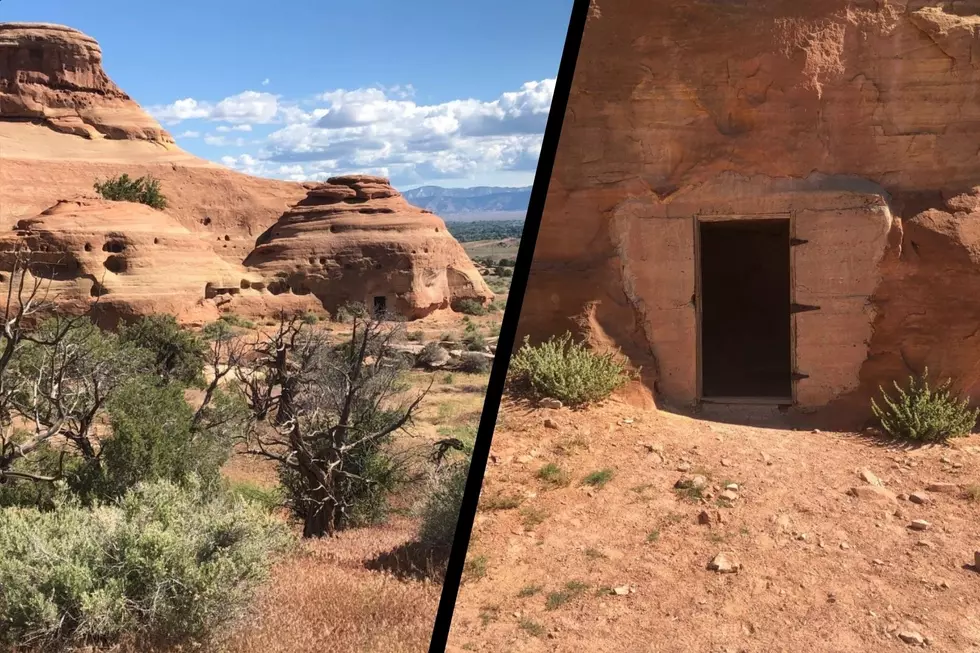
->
[0, 22, 308, 247]
[244, 176, 494, 318]
[525, 1, 980, 424]
[0, 23, 173, 143]
[0, 198, 261, 328]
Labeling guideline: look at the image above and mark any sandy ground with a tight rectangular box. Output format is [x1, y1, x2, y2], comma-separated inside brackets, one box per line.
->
[446, 399, 980, 653]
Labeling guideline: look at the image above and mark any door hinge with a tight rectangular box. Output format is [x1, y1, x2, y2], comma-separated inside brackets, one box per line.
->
[790, 238, 809, 247]
[790, 303, 820, 314]
[791, 371, 810, 381]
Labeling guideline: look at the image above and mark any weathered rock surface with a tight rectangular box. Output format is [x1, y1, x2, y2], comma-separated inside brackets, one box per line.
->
[243, 176, 494, 318]
[0, 23, 307, 250]
[518, 1, 980, 425]
[0, 198, 258, 327]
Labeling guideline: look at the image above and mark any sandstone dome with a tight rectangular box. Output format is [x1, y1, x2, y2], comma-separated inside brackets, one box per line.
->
[243, 175, 495, 318]
[0, 22, 307, 250]
[0, 198, 258, 327]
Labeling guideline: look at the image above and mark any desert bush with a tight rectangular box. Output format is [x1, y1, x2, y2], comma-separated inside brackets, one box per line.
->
[218, 313, 255, 329]
[93, 173, 167, 210]
[119, 314, 207, 387]
[455, 299, 487, 316]
[333, 302, 368, 324]
[0, 479, 293, 650]
[508, 332, 632, 407]
[301, 311, 320, 325]
[406, 329, 425, 342]
[463, 330, 487, 352]
[871, 368, 978, 443]
[418, 459, 470, 551]
[227, 480, 285, 513]
[458, 352, 490, 374]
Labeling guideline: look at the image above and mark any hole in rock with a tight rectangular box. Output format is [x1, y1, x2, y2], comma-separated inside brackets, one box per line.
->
[698, 218, 791, 400]
[84, 243, 93, 252]
[103, 241, 125, 254]
[373, 296, 387, 315]
[103, 255, 128, 274]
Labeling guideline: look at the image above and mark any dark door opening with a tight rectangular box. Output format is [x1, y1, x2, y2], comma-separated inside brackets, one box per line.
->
[699, 218, 792, 399]
[372, 295, 387, 316]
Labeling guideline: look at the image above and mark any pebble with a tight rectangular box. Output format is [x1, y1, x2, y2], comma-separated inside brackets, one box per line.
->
[677, 462, 692, 472]
[860, 469, 883, 486]
[926, 482, 960, 494]
[725, 483, 739, 491]
[719, 490, 738, 502]
[840, 542, 850, 550]
[697, 510, 712, 525]
[613, 585, 630, 596]
[909, 492, 930, 505]
[849, 485, 897, 502]
[897, 631, 925, 646]
[517, 455, 534, 464]
[707, 553, 740, 573]
[675, 475, 708, 490]
[908, 519, 931, 531]
[540, 398, 563, 410]
[721, 458, 733, 467]
[544, 418, 559, 430]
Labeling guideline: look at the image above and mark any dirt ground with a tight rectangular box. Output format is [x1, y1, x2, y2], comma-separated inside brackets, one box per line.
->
[446, 399, 980, 653]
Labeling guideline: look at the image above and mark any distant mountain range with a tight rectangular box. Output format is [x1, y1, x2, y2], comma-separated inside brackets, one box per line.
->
[402, 185, 531, 221]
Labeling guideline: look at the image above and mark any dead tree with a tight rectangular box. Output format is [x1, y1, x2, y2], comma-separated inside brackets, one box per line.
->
[236, 311, 430, 538]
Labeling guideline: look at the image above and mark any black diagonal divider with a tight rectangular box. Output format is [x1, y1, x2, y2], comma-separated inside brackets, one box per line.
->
[426, 1, 592, 651]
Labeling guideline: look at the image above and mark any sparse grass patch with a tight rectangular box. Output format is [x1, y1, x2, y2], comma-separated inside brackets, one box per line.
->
[964, 484, 980, 502]
[537, 462, 571, 487]
[518, 584, 543, 597]
[219, 313, 256, 329]
[482, 492, 523, 511]
[442, 373, 455, 384]
[584, 547, 606, 560]
[545, 580, 589, 610]
[872, 368, 979, 443]
[518, 618, 546, 637]
[582, 468, 615, 489]
[520, 505, 548, 529]
[646, 529, 661, 543]
[479, 604, 501, 627]
[464, 555, 489, 581]
[406, 329, 424, 342]
[456, 299, 488, 316]
[675, 485, 705, 502]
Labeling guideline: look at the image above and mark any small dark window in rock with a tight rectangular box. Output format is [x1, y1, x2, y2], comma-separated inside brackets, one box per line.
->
[373, 296, 387, 315]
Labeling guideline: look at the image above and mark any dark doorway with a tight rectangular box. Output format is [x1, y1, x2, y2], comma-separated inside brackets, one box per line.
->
[698, 219, 792, 399]
[372, 295, 387, 316]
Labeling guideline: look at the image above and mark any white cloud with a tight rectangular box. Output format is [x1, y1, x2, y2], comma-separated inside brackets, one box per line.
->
[164, 80, 554, 186]
[176, 130, 201, 138]
[149, 91, 279, 126]
[262, 78, 271, 86]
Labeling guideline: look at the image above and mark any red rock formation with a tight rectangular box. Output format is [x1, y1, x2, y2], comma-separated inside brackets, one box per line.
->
[243, 176, 494, 318]
[0, 22, 308, 248]
[525, 0, 980, 425]
[0, 198, 260, 328]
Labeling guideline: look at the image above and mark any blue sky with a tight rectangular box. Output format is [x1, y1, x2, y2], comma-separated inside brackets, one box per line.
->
[2, 0, 573, 188]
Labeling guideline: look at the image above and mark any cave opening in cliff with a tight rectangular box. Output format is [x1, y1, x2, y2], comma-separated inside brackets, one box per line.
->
[698, 218, 792, 401]
[373, 295, 387, 316]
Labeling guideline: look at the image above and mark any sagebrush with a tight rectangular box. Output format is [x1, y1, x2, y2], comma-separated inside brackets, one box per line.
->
[871, 368, 978, 443]
[0, 479, 293, 650]
[94, 174, 167, 210]
[508, 332, 632, 406]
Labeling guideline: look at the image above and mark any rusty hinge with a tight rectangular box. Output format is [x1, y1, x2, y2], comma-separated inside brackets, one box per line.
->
[790, 303, 820, 314]
[790, 238, 809, 247]
[791, 371, 810, 381]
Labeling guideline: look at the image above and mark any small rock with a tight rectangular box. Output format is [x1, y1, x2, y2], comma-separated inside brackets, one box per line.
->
[544, 418, 559, 430]
[675, 475, 708, 490]
[516, 455, 534, 464]
[926, 482, 960, 494]
[897, 493, 910, 501]
[975, 551, 980, 571]
[908, 519, 931, 531]
[840, 542, 850, 550]
[909, 492, 930, 505]
[725, 483, 739, 491]
[848, 485, 897, 502]
[872, 559, 886, 566]
[721, 458, 733, 467]
[795, 533, 808, 541]
[897, 631, 925, 646]
[719, 490, 738, 502]
[761, 452, 772, 465]
[860, 469, 883, 486]
[697, 510, 712, 525]
[612, 585, 630, 596]
[540, 398, 563, 410]
[676, 462, 692, 472]
[707, 553, 740, 573]
[915, 540, 933, 548]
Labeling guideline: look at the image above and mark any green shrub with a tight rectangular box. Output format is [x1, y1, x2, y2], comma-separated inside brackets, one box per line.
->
[94, 174, 167, 210]
[418, 460, 469, 550]
[459, 352, 490, 374]
[119, 315, 207, 387]
[455, 299, 487, 316]
[301, 311, 320, 325]
[463, 331, 487, 352]
[227, 481, 284, 513]
[218, 313, 255, 329]
[508, 333, 632, 407]
[0, 479, 293, 650]
[406, 330, 425, 342]
[871, 369, 978, 443]
[78, 376, 231, 502]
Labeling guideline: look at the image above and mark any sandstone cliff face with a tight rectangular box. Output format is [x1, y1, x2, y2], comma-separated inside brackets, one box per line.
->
[243, 176, 494, 318]
[0, 198, 260, 328]
[0, 22, 308, 246]
[0, 23, 173, 143]
[528, 0, 980, 423]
